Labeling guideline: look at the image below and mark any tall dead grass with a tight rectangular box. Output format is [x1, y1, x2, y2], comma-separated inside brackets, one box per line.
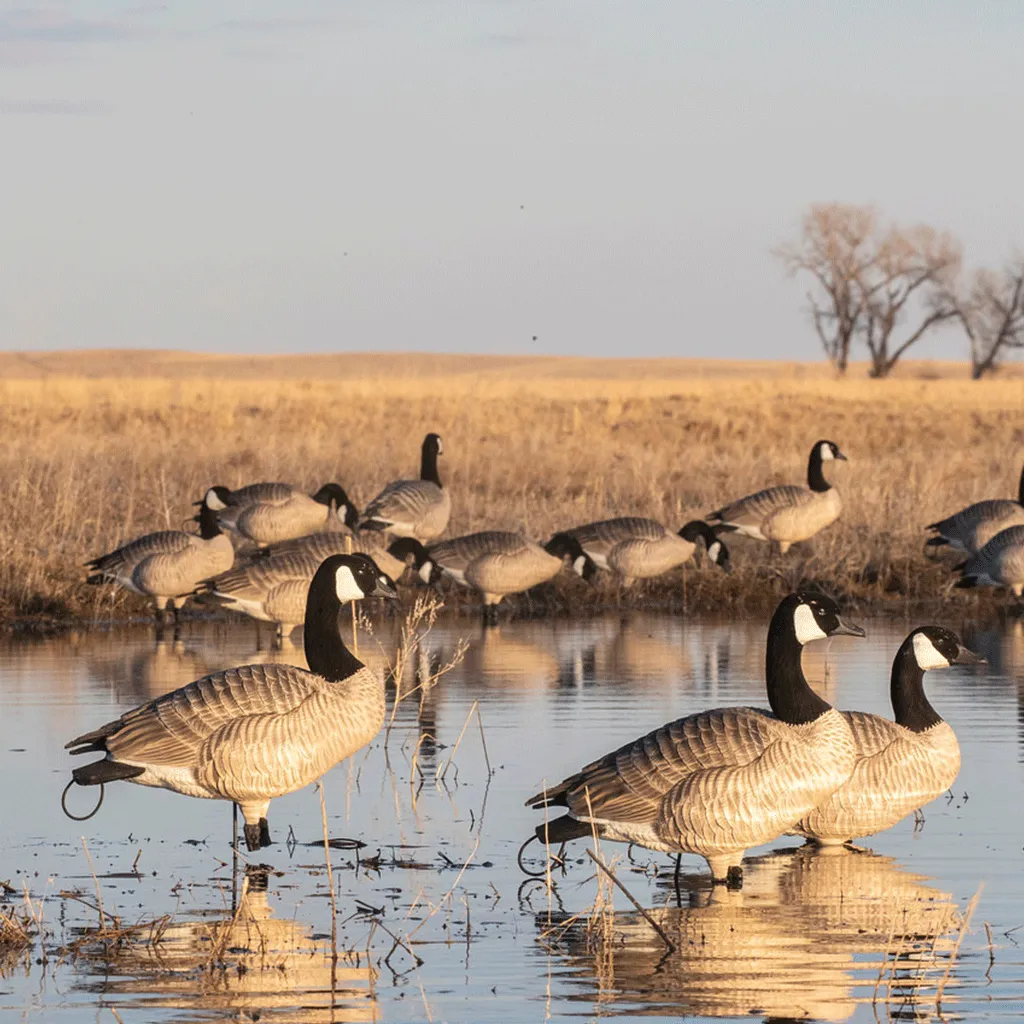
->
[0, 367, 1021, 624]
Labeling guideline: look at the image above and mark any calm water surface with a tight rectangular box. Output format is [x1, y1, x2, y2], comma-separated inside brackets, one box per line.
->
[1, 612, 1023, 1023]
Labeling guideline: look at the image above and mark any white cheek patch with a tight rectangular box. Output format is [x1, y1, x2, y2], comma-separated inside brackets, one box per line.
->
[707, 542, 722, 563]
[913, 632, 949, 670]
[793, 603, 828, 644]
[419, 561, 435, 585]
[335, 565, 365, 603]
[573, 555, 587, 577]
[819, 442, 835, 462]
[206, 488, 227, 511]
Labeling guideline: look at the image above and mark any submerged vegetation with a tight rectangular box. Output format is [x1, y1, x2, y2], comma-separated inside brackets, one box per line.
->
[0, 357, 1022, 625]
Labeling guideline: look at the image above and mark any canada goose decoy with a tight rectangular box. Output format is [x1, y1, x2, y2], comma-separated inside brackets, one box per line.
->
[792, 626, 983, 845]
[706, 440, 847, 554]
[953, 524, 1024, 599]
[84, 497, 235, 625]
[926, 462, 1024, 555]
[64, 554, 398, 851]
[359, 433, 451, 542]
[195, 534, 411, 640]
[400, 530, 595, 625]
[554, 518, 729, 584]
[202, 482, 359, 547]
[522, 592, 863, 886]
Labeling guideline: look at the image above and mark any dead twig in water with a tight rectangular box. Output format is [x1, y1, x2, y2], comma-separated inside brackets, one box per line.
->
[936, 884, 983, 1008]
[584, 849, 675, 954]
[317, 780, 339, 967]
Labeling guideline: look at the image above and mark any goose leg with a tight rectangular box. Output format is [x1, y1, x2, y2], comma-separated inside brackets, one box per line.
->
[673, 854, 683, 907]
[726, 866, 744, 890]
[240, 801, 271, 852]
[243, 822, 262, 851]
[258, 817, 272, 848]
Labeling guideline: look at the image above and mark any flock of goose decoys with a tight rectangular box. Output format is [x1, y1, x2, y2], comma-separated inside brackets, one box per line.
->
[62, 432, 1010, 887]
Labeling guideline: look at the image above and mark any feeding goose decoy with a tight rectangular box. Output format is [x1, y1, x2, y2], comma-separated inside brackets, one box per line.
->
[706, 440, 847, 554]
[522, 591, 864, 886]
[64, 554, 398, 851]
[194, 533, 411, 640]
[553, 517, 729, 584]
[953, 524, 1024, 600]
[926, 462, 1024, 555]
[792, 626, 983, 844]
[359, 433, 451, 541]
[392, 530, 596, 625]
[203, 482, 359, 547]
[84, 496, 235, 625]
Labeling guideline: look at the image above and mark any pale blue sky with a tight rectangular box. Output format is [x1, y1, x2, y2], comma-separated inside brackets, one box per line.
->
[1, 1, 1022, 359]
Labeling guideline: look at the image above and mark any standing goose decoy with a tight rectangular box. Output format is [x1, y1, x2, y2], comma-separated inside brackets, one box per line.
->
[522, 592, 863, 886]
[402, 530, 595, 625]
[554, 518, 729, 585]
[953, 524, 1024, 599]
[65, 554, 398, 851]
[194, 534, 410, 640]
[203, 482, 359, 547]
[706, 440, 847, 555]
[792, 626, 983, 845]
[359, 433, 451, 542]
[925, 462, 1024, 555]
[84, 498, 235, 625]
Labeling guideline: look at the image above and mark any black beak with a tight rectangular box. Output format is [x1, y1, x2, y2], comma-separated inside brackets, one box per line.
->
[374, 575, 400, 600]
[834, 451, 848, 461]
[192, 499, 203, 507]
[953, 645, 985, 665]
[832, 616, 866, 638]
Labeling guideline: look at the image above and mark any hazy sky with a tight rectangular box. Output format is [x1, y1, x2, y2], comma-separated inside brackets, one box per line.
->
[2, 2, 1023, 359]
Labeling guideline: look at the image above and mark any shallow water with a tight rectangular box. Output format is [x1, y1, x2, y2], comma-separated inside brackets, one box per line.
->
[1, 611, 1023, 1023]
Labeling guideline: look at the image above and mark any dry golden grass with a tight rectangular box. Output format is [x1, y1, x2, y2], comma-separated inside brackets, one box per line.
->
[1, 353, 1022, 624]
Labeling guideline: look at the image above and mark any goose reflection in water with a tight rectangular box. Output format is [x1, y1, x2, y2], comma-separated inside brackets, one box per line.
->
[75, 874, 376, 1023]
[537, 845, 960, 1022]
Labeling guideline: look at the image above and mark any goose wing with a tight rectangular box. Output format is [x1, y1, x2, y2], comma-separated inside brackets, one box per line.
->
[86, 530, 194, 575]
[430, 531, 525, 573]
[707, 485, 809, 531]
[927, 500, 1024, 552]
[66, 664, 324, 768]
[228, 482, 296, 507]
[960, 524, 1024, 583]
[567, 518, 663, 567]
[527, 706, 782, 824]
[361, 479, 448, 533]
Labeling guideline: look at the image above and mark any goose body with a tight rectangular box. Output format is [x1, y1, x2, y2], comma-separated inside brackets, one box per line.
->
[954, 524, 1024, 597]
[707, 440, 846, 554]
[525, 593, 863, 883]
[359, 433, 450, 541]
[85, 500, 234, 621]
[793, 627, 981, 844]
[558, 517, 729, 584]
[418, 530, 593, 622]
[927, 464, 1024, 554]
[205, 483, 358, 547]
[196, 532, 408, 637]
[66, 555, 398, 850]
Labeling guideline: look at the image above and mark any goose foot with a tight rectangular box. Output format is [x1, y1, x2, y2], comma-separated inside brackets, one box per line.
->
[258, 817, 272, 848]
[243, 823, 261, 851]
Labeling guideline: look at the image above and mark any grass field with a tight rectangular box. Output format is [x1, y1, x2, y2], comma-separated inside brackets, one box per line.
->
[1, 351, 1022, 626]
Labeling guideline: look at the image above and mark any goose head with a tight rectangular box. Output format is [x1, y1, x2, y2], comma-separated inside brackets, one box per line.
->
[313, 483, 360, 529]
[906, 626, 984, 670]
[814, 440, 847, 463]
[386, 538, 442, 585]
[779, 590, 865, 646]
[544, 533, 599, 582]
[678, 521, 731, 573]
[196, 485, 233, 511]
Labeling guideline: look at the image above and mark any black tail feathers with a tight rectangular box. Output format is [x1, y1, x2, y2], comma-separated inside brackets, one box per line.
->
[72, 759, 145, 786]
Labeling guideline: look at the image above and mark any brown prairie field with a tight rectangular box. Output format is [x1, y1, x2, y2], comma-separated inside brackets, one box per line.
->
[1, 351, 1022, 626]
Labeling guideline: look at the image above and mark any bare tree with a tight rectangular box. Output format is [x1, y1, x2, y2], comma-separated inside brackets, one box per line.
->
[777, 204, 961, 377]
[775, 204, 877, 374]
[945, 259, 1024, 379]
[860, 224, 961, 378]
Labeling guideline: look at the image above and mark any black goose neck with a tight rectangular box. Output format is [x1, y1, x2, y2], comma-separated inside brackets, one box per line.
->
[420, 441, 442, 488]
[304, 575, 365, 682]
[1017, 462, 1024, 505]
[678, 520, 715, 547]
[544, 533, 583, 561]
[890, 640, 943, 732]
[765, 605, 832, 725]
[197, 504, 222, 540]
[807, 446, 831, 493]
